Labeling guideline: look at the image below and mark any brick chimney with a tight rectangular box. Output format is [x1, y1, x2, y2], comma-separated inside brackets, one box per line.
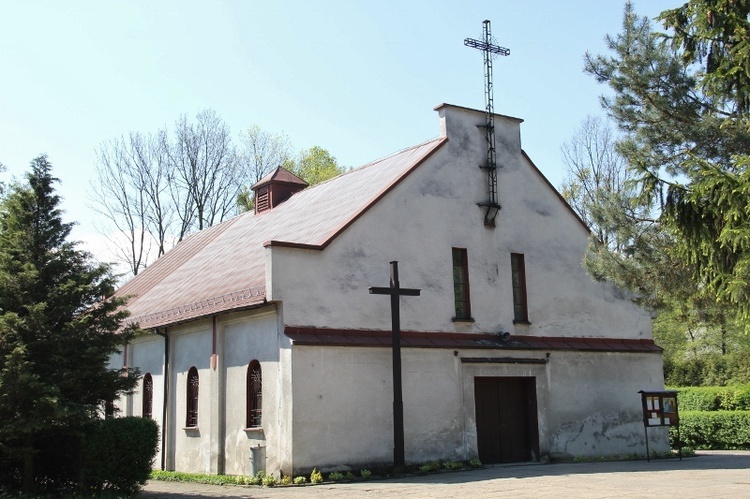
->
[250, 166, 309, 214]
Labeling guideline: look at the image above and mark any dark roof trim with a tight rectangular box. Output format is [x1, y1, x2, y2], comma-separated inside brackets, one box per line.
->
[284, 327, 662, 353]
[264, 137, 449, 251]
[521, 150, 591, 234]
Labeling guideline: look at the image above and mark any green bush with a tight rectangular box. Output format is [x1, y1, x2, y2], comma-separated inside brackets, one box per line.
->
[82, 416, 160, 495]
[718, 385, 750, 410]
[419, 461, 441, 472]
[328, 471, 345, 481]
[675, 387, 721, 411]
[665, 353, 750, 386]
[443, 460, 463, 470]
[261, 474, 277, 487]
[673, 385, 750, 411]
[310, 468, 323, 484]
[0, 417, 158, 495]
[293, 475, 307, 484]
[672, 410, 750, 450]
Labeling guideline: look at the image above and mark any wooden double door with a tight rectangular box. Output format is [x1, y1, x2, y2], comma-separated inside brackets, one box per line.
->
[474, 376, 540, 463]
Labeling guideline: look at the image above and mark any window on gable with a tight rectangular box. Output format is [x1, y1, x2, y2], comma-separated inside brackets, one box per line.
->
[511, 253, 529, 323]
[142, 373, 153, 419]
[186, 366, 199, 427]
[452, 247, 472, 321]
[246, 360, 262, 428]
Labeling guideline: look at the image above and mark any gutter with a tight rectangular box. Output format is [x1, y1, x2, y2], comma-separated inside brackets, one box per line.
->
[155, 328, 169, 471]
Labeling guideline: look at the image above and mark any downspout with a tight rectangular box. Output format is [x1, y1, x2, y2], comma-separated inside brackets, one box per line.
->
[155, 328, 169, 471]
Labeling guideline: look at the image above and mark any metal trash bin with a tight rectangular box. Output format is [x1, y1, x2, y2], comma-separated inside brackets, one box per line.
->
[249, 444, 266, 476]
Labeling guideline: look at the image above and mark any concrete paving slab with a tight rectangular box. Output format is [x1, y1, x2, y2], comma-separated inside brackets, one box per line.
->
[140, 450, 750, 498]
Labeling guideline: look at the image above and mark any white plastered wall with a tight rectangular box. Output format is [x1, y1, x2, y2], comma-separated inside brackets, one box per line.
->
[221, 307, 292, 477]
[272, 104, 664, 467]
[169, 320, 213, 474]
[267, 105, 652, 341]
[291, 345, 666, 470]
[126, 334, 166, 468]
[120, 305, 291, 476]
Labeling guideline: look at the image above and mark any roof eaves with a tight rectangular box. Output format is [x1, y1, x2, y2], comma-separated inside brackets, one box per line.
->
[128, 285, 266, 330]
[521, 149, 591, 235]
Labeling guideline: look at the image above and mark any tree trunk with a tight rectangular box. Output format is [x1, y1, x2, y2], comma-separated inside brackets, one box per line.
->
[21, 436, 35, 494]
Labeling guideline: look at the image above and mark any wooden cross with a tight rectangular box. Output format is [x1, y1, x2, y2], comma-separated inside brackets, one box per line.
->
[369, 261, 420, 469]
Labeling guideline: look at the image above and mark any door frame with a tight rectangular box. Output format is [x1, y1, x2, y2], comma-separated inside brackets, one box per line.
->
[460, 357, 549, 462]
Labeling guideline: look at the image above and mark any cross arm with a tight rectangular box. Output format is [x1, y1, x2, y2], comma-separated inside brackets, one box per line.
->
[464, 38, 510, 56]
[369, 287, 421, 296]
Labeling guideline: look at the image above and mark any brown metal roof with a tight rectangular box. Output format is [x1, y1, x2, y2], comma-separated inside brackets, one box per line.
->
[284, 327, 663, 353]
[117, 138, 447, 330]
[250, 166, 308, 190]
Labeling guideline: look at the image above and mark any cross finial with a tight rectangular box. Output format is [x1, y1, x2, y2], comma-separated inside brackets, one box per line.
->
[464, 20, 510, 227]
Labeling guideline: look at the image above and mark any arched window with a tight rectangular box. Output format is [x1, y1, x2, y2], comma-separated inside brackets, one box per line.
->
[186, 367, 199, 427]
[246, 360, 262, 428]
[142, 373, 153, 419]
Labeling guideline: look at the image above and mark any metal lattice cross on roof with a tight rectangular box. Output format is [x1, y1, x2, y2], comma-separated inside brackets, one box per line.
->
[464, 20, 510, 227]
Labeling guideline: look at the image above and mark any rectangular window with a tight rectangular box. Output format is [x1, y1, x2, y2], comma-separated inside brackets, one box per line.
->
[511, 253, 529, 323]
[452, 248, 472, 320]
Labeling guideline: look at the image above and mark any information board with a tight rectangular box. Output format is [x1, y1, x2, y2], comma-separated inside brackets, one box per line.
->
[638, 390, 681, 460]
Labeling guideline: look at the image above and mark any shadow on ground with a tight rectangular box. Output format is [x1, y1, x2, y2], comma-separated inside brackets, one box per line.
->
[139, 451, 750, 498]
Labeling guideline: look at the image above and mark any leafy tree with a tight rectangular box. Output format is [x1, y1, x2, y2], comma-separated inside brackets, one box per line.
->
[284, 146, 345, 186]
[0, 156, 137, 492]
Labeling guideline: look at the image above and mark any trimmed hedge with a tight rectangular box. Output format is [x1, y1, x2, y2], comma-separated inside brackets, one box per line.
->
[672, 410, 750, 450]
[82, 416, 160, 495]
[672, 385, 750, 411]
[0, 416, 158, 496]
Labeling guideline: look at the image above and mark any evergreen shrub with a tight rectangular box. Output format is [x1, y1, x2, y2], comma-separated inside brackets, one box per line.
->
[1, 417, 158, 495]
[82, 417, 160, 495]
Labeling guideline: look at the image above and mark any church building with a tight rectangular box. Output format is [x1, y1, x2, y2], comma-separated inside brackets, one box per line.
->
[112, 104, 668, 476]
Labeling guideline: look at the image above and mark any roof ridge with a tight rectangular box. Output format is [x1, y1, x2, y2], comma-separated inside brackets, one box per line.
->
[299, 136, 444, 191]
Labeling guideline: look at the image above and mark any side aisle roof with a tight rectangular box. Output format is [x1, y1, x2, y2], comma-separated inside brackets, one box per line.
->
[116, 137, 447, 329]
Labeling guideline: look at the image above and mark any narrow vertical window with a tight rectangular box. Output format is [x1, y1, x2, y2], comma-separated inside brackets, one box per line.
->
[142, 373, 153, 419]
[452, 247, 472, 320]
[186, 367, 199, 427]
[246, 360, 262, 428]
[511, 253, 529, 323]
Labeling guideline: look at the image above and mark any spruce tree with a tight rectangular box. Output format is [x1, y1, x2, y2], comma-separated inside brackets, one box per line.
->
[0, 156, 137, 492]
[585, 1, 750, 319]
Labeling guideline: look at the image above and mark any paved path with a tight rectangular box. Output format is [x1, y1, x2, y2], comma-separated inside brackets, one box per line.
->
[140, 450, 750, 498]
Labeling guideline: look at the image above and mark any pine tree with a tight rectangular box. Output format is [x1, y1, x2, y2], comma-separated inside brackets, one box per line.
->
[585, 1, 750, 319]
[0, 156, 138, 492]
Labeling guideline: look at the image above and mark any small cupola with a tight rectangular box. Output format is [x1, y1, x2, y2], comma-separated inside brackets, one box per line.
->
[250, 166, 309, 214]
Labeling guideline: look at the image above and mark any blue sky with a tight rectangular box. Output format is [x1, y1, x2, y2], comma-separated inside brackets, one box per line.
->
[0, 0, 676, 263]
